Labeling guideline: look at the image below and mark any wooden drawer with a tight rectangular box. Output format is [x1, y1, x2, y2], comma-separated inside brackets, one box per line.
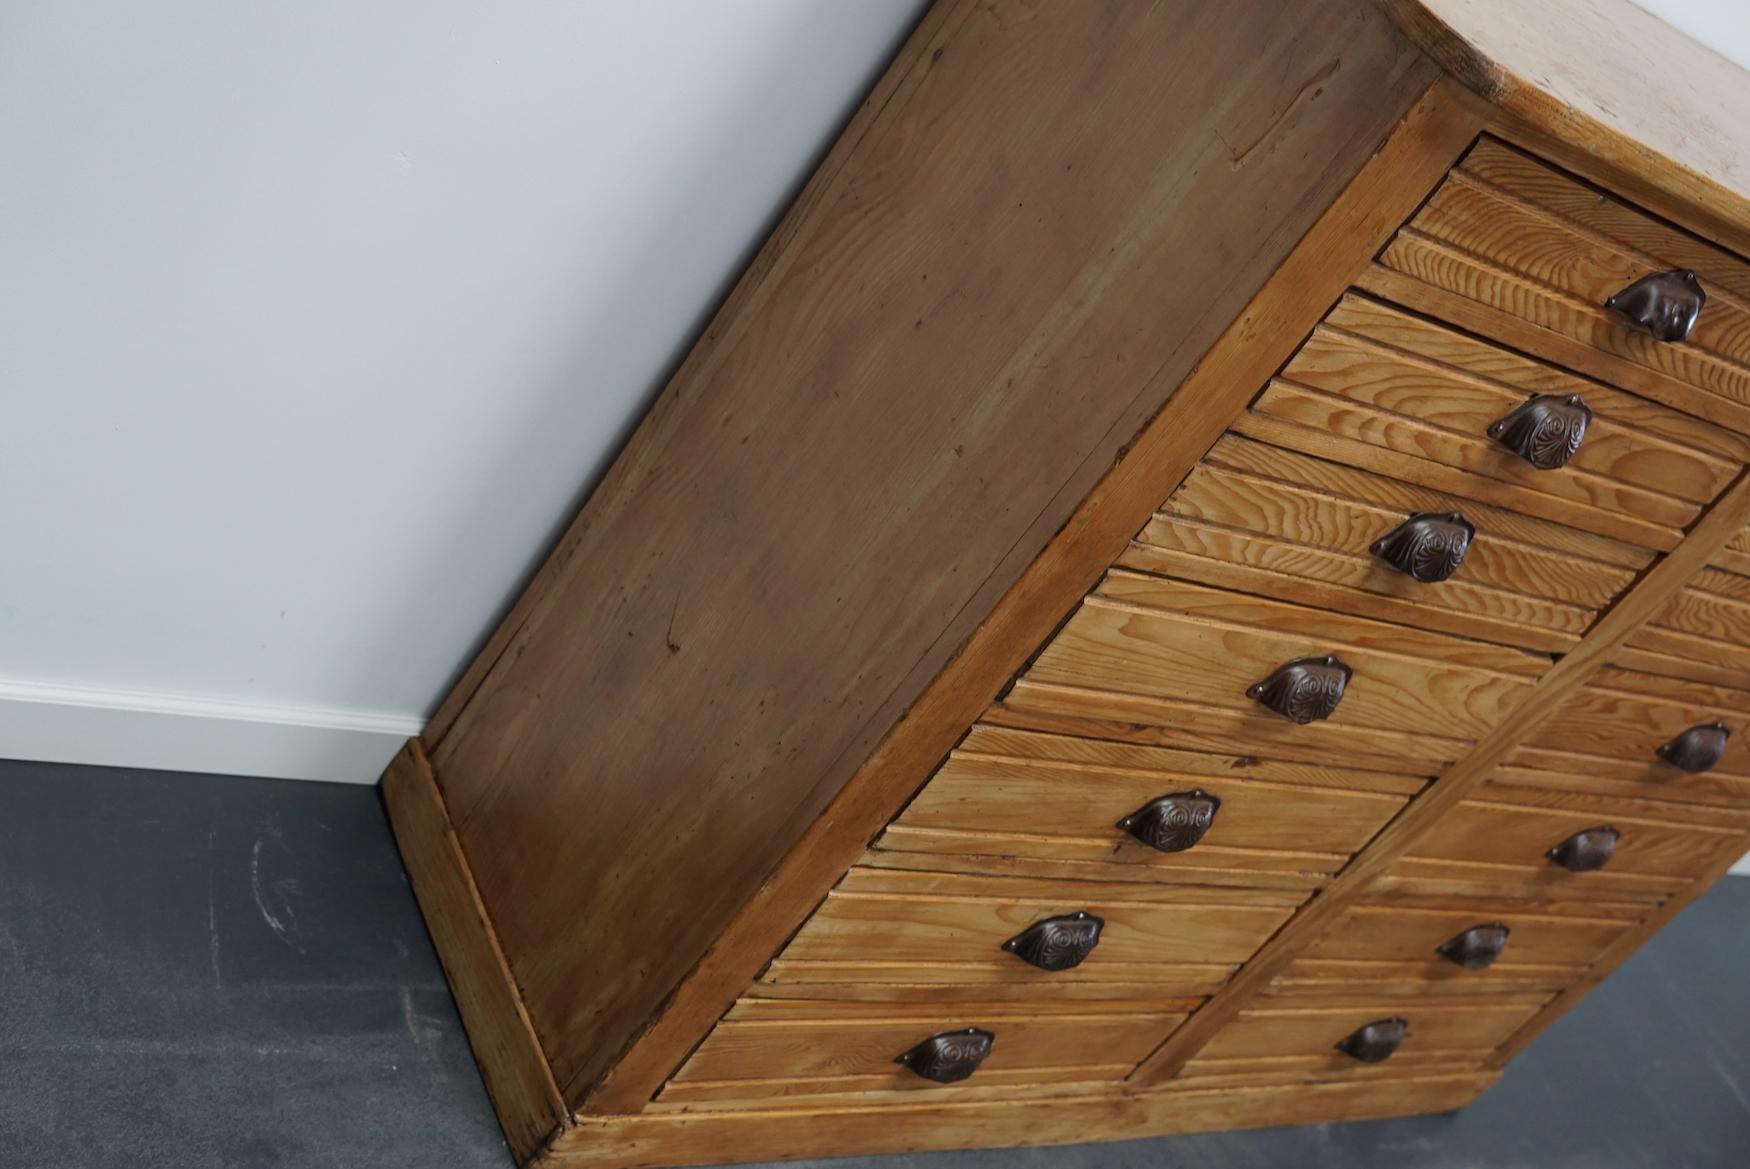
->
[755, 867, 1301, 1001]
[874, 726, 1421, 885]
[1506, 668, 1750, 806]
[1020, 572, 1543, 768]
[1124, 434, 1652, 655]
[1264, 294, 1744, 537]
[660, 1000, 1189, 1105]
[1182, 994, 1548, 1084]
[1274, 894, 1643, 997]
[1381, 138, 1750, 428]
[1384, 785, 1750, 901]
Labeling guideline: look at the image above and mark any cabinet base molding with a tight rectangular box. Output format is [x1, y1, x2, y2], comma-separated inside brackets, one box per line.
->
[380, 740, 569, 1160]
[538, 1072, 1498, 1169]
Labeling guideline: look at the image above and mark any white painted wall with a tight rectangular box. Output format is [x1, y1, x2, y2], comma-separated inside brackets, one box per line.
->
[0, 1, 924, 780]
[1633, 0, 1750, 70]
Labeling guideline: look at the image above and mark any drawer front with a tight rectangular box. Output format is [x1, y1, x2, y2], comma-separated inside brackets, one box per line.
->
[1276, 897, 1641, 997]
[1023, 573, 1542, 762]
[1125, 434, 1652, 655]
[1268, 294, 1741, 530]
[1391, 787, 1750, 901]
[661, 1004, 1187, 1103]
[1382, 138, 1750, 424]
[878, 726, 1419, 884]
[1507, 668, 1750, 806]
[1184, 996, 1547, 1083]
[761, 867, 1300, 999]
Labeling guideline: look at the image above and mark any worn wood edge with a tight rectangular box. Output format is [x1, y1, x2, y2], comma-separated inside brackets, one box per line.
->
[1127, 464, 1750, 1089]
[1484, 830, 1750, 1068]
[418, 0, 959, 752]
[540, 1070, 1498, 1169]
[575, 78, 1487, 1116]
[379, 740, 570, 1161]
[1378, 0, 1750, 260]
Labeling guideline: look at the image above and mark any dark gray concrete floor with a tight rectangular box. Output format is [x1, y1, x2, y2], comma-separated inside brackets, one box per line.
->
[0, 758, 1744, 1169]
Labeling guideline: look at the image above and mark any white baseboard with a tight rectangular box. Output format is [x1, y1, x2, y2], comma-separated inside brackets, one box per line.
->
[1732, 850, 1750, 877]
[0, 677, 423, 784]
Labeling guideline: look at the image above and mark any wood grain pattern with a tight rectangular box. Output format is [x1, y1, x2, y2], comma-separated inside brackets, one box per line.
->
[541, 1071, 1500, 1168]
[1028, 578, 1540, 741]
[379, 741, 568, 1161]
[887, 749, 1414, 866]
[561, 77, 1485, 1118]
[992, 678, 1469, 773]
[1383, 0, 1750, 256]
[1357, 262, 1750, 435]
[769, 867, 1298, 973]
[667, 1008, 1185, 1089]
[1187, 996, 1546, 1068]
[1127, 464, 1750, 1088]
[422, 0, 1446, 1109]
[1289, 899, 1635, 973]
[1485, 831, 1750, 1068]
[1519, 668, 1750, 786]
[1162, 457, 1641, 605]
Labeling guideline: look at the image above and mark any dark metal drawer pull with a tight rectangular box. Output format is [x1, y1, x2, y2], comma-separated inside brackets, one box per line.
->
[1336, 1017, 1407, 1063]
[1117, 789, 1221, 853]
[895, 1027, 995, 1083]
[1486, 393, 1592, 470]
[1606, 269, 1705, 342]
[1246, 654, 1352, 724]
[1002, 911, 1105, 972]
[1437, 922, 1511, 971]
[1656, 722, 1730, 774]
[1370, 511, 1475, 583]
[1548, 825, 1619, 873]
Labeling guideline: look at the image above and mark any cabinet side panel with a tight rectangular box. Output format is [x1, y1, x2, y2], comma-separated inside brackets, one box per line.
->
[436, 0, 1439, 1102]
[379, 741, 567, 1161]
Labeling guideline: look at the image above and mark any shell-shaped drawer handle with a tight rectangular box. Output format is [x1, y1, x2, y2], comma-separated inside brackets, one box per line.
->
[1002, 911, 1105, 972]
[1336, 1017, 1407, 1064]
[895, 1027, 995, 1083]
[1370, 511, 1475, 583]
[1606, 269, 1705, 342]
[1246, 654, 1352, 724]
[1486, 393, 1593, 470]
[1657, 722, 1730, 774]
[1117, 789, 1221, 853]
[1548, 825, 1619, 873]
[1437, 922, 1511, 971]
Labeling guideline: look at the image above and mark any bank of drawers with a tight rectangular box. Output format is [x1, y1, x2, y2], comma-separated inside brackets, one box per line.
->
[657, 139, 1750, 1111]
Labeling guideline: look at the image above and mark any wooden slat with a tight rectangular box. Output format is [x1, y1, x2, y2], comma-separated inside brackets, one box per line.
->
[1164, 458, 1641, 606]
[958, 725, 1427, 796]
[890, 754, 1411, 863]
[1418, 168, 1750, 375]
[668, 1009, 1185, 1087]
[857, 842, 1331, 893]
[1491, 758, 1750, 811]
[1231, 411, 1679, 551]
[379, 742, 567, 1161]
[1127, 464, 1750, 1089]
[1322, 293, 1750, 463]
[991, 678, 1468, 772]
[1188, 997, 1547, 1068]
[1028, 585, 1538, 741]
[1381, 227, 1750, 411]
[1485, 832, 1750, 1068]
[574, 79, 1486, 1115]
[1355, 263, 1750, 435]
[546, 1071, 1501, 1167]
[1119, 537, 1581, 653]
[1520, 669, 1750, 784]
[1293, 900, 1635, 969]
